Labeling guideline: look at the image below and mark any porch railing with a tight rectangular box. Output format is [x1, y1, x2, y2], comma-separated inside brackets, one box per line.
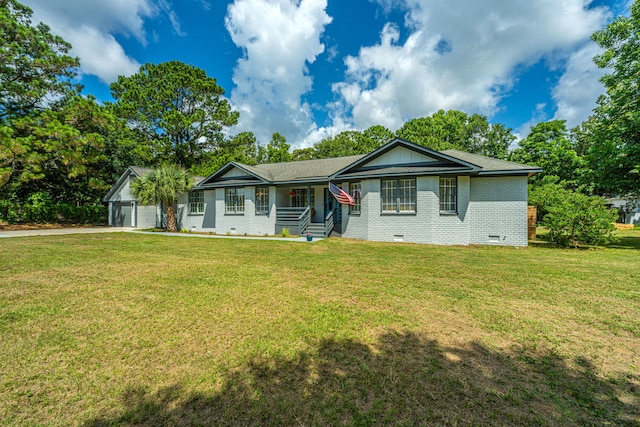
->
[275, 207, 310, 235]
[324, 210, 334, 236]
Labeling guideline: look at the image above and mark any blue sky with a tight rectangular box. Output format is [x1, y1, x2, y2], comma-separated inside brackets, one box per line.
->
[23, 0, 629, 149]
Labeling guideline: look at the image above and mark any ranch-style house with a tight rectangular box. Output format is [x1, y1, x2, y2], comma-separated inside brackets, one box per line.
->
[104, 138, 542, 246]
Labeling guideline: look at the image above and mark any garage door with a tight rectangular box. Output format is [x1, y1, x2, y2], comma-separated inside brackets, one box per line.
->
[112, 202, 132, 227]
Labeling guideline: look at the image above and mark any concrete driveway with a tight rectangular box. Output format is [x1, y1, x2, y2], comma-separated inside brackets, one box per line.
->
[0, 227, 135, 238]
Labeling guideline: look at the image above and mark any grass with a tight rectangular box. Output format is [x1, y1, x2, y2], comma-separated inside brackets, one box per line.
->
[1, 231, 639, 426]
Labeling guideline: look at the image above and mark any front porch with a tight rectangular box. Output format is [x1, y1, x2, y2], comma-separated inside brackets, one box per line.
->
[274, 185, 341, 237]
[275, 207, 335, 237]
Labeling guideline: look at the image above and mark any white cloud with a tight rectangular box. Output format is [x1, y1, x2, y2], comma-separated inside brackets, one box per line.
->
[21, 0, 182, 83]
[552, 42, 605, 128]
[332, 0, 610, 133]
[225, 0, 332, 148]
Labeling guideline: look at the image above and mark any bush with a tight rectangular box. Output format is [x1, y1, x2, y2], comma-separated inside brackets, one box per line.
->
[536, 185, 617, 247]
[281, 227, 290, 237]
[0, 194, 107, 225]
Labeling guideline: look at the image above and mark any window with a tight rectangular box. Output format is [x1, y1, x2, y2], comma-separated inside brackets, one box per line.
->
[290, 188, 314, 208]
[439, 177, 457, 213]
[255, 187, 269, 214]
[225, 188, 245, 214]
[381, 178, 416, 213]
[349, 182, 361, 214]
[188, 191, 204, 215]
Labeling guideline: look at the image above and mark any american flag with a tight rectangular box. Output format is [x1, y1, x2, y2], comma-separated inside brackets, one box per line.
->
[329, 182, 355, 206]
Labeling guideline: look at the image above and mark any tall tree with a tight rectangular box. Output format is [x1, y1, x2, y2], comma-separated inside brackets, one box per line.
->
[291, 147, 316, 161]
[395, 110, 514, 158]
[130, 164, 192, 231]
[0, 95, 111, 200]
[190, 131, 262, 177]
[110, 61, 239, 169]
[314, 130, 363, 158]
[265, 132, 292, 163]
[0, 0, 79, 120]
[586, 0, 640, 197]
[1, 0, 84, 191]
[509, 120, 583, 188]
[313, 125, 393, 159]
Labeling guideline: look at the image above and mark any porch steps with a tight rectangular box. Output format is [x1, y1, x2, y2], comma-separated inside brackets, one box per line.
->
[305, 222, 329, 238]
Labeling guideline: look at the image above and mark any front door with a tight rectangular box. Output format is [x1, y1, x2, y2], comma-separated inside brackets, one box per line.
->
[324, 188, 341, 226]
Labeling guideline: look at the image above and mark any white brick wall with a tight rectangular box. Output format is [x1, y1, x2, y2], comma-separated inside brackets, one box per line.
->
[468, 176, 528, 246]
[342, 175, 529, 246]
[213, 186, 276, 235]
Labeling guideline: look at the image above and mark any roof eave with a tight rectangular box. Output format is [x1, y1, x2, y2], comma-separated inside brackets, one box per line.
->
[103, 166, 138, 202]
[476, 168, 543, 177]
[335, 168, 477, 180]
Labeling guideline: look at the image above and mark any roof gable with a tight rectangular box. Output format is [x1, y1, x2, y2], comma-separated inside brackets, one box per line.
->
[365, 145, 439, 166]
[197, 162, 269, 188]
[332, 138, 480, 180]
[196, 155, 365, 188]
[103, 166, 152, 202]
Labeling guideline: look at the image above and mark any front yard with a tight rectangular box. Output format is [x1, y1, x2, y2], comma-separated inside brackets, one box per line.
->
[1, 232, 638, 425]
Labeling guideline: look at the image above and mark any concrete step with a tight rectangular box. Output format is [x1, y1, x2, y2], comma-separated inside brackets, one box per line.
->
[305, 223, 327, 237]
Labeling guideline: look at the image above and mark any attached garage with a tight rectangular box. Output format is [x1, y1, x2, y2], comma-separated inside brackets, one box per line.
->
[111, 202, 133, 227]
[103, 167, 158, 228]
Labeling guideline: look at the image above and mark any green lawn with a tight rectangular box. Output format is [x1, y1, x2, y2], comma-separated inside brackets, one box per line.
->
[1, 232, 639, 426]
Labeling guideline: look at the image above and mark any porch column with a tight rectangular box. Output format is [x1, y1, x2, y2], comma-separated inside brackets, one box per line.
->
[307, 185, 311, 209]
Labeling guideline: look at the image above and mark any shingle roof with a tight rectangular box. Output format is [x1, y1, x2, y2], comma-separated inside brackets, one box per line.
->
[440, 150, 542, 174]
[195, 139, 541, 189]
[129, 166, 153, 177]
[238, 155, 366, 182]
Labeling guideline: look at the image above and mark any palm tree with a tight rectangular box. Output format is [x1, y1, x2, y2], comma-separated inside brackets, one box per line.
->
[130, 164, 192, 231]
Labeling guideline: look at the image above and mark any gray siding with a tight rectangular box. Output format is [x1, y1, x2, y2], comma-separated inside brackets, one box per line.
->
[136, 204, 158, 228]
[106, 174, 160, 228]
[177, 190, 216, 232]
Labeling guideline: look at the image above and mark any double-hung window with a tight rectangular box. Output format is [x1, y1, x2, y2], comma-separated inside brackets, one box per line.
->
[291, 188, 314, 208]
[349, 182, 361, 214]
[439, 177, 457, 213]
[188, 191, 204, 215]
[255, 187, 269, 214]
[381, 178, 416, 213]
[225, 188, 245, 214]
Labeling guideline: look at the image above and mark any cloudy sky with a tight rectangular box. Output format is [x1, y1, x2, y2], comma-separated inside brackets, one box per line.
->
[22, 0, 629, 148]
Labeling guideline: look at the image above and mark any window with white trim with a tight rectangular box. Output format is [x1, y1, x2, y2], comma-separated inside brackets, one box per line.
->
[349, 182, 361, 214]
[225, 188, 245, 214]
[255, 187, 269, 214]
[439, 177, 457, 213]
[381, 178, 416, 213]
[188, 191, 204, 215]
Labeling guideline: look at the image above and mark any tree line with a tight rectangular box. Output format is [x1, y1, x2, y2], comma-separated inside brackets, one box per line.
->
[1, 0, 638, 245]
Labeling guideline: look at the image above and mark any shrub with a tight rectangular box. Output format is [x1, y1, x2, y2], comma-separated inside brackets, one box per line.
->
[24, 192, 56, 223]
[0, 195, 107, 225]
[281, 227, 290, 237]
[537, 186, 617, 247]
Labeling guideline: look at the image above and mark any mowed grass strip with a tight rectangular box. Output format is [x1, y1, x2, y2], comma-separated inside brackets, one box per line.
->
[0, 232, 639, 426]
